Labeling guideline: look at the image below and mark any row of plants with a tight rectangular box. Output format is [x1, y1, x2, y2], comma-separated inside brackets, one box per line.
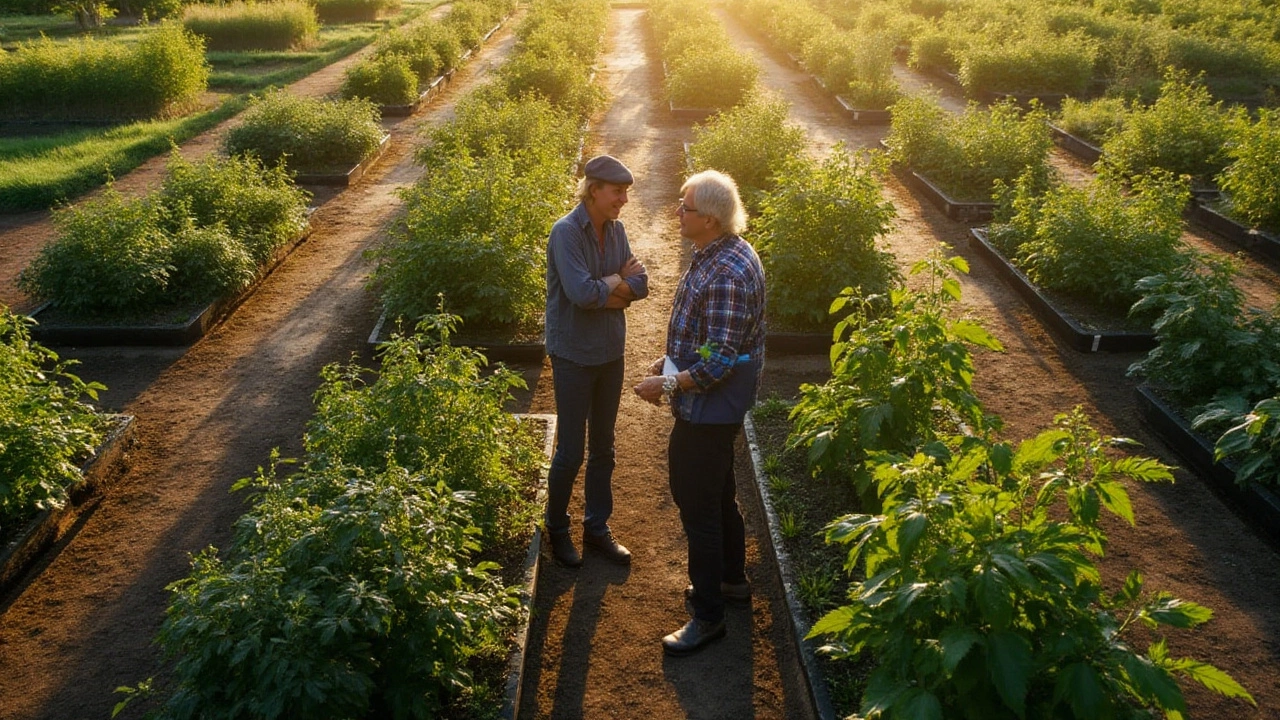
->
[1057, 71, 1280, 234]
[125, 315, 546, 719]
[340, 0, 511, 107]
[683, 92, 901, 334]
[0, 22, 208, 119]
[739, 0, 902, 111]
[18, 150, 310, 319]
[181, 0, 321, 52]
[761, 252, 1256, 717]
[870, 0, 1280, 101]
[371, 0, 606, 334]
[885, 93, 1053, 204]
[647, 0, 758, 112]
[0, 305, 107, 543]
[0, 0, 438, 212]
[224, 89, 386, 176]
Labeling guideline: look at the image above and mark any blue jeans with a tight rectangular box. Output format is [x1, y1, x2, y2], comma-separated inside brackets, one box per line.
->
[669, 418, 746, 624]
[546, 355, 624, 537]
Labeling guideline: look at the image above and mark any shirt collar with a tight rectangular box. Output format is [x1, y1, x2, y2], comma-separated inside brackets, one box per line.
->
[692, 233, 732, 258]
[572, 201, 614, 233]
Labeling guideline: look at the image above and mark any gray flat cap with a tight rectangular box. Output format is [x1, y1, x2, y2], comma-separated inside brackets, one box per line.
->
[583, 154, 633, 185]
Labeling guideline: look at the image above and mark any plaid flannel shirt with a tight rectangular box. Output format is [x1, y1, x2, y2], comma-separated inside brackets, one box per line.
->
[666, 234, 766, 421]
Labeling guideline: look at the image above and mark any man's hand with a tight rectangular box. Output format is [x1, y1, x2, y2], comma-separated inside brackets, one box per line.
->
[604, 295, 631, 309]
[633, 375, 665, 405]
[620, 256, 646, 278]
[646, 356, 663, 376]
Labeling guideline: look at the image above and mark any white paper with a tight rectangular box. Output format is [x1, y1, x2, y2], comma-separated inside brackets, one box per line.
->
[662, 355, 678, 376]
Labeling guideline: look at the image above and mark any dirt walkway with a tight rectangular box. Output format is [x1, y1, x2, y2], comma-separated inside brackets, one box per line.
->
[516, 8, 808, 718]
[0, 23, 521, 719]
[718, 11, 1280, 718]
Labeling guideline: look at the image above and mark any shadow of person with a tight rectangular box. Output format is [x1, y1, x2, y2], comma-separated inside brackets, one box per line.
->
[661, 602, 757, 719]
[520, 554, 632, 718]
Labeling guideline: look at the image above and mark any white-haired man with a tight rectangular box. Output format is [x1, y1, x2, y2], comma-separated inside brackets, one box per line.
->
[634, 169, 765, 656]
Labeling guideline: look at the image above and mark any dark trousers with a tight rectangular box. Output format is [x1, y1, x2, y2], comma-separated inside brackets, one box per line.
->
[669, 417, 746, 623]
[545, 355, 624, 537]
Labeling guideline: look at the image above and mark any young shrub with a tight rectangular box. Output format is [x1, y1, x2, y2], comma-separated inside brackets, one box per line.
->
[157, 150, 311, 265]
[373, 150, 571, 331]
[756, 145, 899, 332]
[0, 307, 105, 537]
[155, 462, 517, 720]
[312, 0, 398, 23]
[224, 90, 384, 174]
[0, 23, 208, 119]
[811, 410, 1254, 719]
[843, 31, 903, 111]
[1055, 96, 1128, 146]
[1101, 69, 1243, 184]
[1128, 254, 1280, 410]
[416, 88, 580, 172]
[907, 23, 959, 73]
[182, 1, 318, 52]
[340, 53, 420, 106]
[442, 0, 498, 49]
[990, 168, 1189, 312]
[687, 92, 806, 203]
[957, 29, 1098, 96]
[887, 95, 1054, 202]
[18, 189, 172, 315]
[305, 316, 542, 539]
[1217, 108, 1280, 233]
[666, 44, 759, 111]
[372, 21, 456, 82]
[499, 44, 601, 119]
[788, 254, 1003, 501]
[165, 222, 257, 304]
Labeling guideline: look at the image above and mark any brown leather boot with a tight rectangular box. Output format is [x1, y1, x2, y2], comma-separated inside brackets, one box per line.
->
[547, 532, 582, 568]
[582, 528, 631, 565]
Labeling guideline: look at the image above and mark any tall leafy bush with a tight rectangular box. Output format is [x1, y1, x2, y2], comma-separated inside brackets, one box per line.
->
[1217, 108, 1280, 233]
[756, 146, 899, 332]
[182, 1, 318, 51]
[224, 90, 384, 174]
[0, 307, 105, 537]
[687, 93, 806, 203]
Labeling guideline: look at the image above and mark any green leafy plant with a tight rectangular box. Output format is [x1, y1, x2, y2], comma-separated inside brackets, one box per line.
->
[989, 167, 1189, 312]
[1217, 108, 1280, 233]
[416, 88, 580, 172]
[341, 52, 419, 106]
[687, 92, 806, 202]
[756, 144, 899, 332]
[372, 20, 459, 82]
[1054, 96, 1128, 147]
[788, 253, 1004, 503]
[796, 562, 839, 611]
[312, 0, 399, 23]
[1194, 394, 1280, 488]
[666, 43, 759, 111]
[0, 23, 208, 120]
[957, 29, 1098, 96]
[810, 409, 1255, 719]
[0, 306, 105, 538]
[886, 95, 1053, 202]
[182, 1, 318, 51]
[1101, 69, 1243, 184]
[224, 90, 384, 174]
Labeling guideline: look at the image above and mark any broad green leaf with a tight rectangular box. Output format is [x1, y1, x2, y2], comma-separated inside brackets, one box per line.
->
[895, 688, 943, 720]
[973, 566, 1013, 628]
[1112, 570, 1143, 604]
[1054, 662, 1103, 719]
[987, 630, 1031, 717]
[1122, 653, 1186, 712]
[862, 668, 909, 717]
[990, 551, 1037, 590]
[898, 511, 927, 560]
[1026, 552, 1078, 589]
[1174, 658, 1255, 703]
[947, 254, 970, 274]
[950, 320, 1004, 351]
[1144, 594, 1213, 628]
[1112, 456, 1175, 483]
[988, 442, 1014, 476]
[1014, 429, 1069, 469]
[942, 277, 963, 301]
[807, 606, 856, 638]
[940, 625, 981, 672]
[1094, 479, 1135, 525]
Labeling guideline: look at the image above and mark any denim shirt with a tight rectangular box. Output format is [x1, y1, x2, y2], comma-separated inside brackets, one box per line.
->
[546, 203, 649, 365]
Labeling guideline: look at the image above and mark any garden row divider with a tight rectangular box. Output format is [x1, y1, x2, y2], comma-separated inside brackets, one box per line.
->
[1184, 201, 1280, 264]
[503, 412, 556, 720]
[0, 414, 135, 593]
[29, 222, 315, 347]
[968, 228, 1156, 353]
[1134, 385, 1280, 549]
[1049, 124, 1102, 164]
[295, 132, 392, 187]
[742, 411, 837, 720]
[379, 74, 449, 117]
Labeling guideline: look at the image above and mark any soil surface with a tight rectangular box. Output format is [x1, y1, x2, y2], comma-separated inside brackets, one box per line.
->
[1, 5, 1278, 720]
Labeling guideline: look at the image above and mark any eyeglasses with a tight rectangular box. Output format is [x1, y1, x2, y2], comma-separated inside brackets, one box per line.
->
[677, 200, 700, 215]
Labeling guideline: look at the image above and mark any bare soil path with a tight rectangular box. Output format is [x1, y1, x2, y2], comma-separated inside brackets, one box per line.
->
[516, 8, 809, 718]
[0, 22, 521, 719]
[719, 10, 1280, 718]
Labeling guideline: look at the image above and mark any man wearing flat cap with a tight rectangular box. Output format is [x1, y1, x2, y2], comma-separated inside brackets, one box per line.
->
[544, 154, 649, 567]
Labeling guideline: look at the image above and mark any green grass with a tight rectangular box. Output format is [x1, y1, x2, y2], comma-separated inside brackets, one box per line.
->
[0, 99, 244, 212]
[0, 0, 445, 212]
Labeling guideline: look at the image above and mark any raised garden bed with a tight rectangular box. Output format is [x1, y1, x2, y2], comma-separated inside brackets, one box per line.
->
[502, 412, 556, 719]
[378, 74, 448, 117]
[1135, 385, 1280, 548]
[742, 412, 839, 720]
[901, 168, 995, 224]
[1185, 201, 1280, 264]
[834, 95, 891, 125]
[294, 133, 391, 187]
[28, 224, 313, 347]
[0, 414, 135, 593]
[968, 228, 1156, 352]
[1049, 123, 1102, 163]
[367, 308, 547, 364]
